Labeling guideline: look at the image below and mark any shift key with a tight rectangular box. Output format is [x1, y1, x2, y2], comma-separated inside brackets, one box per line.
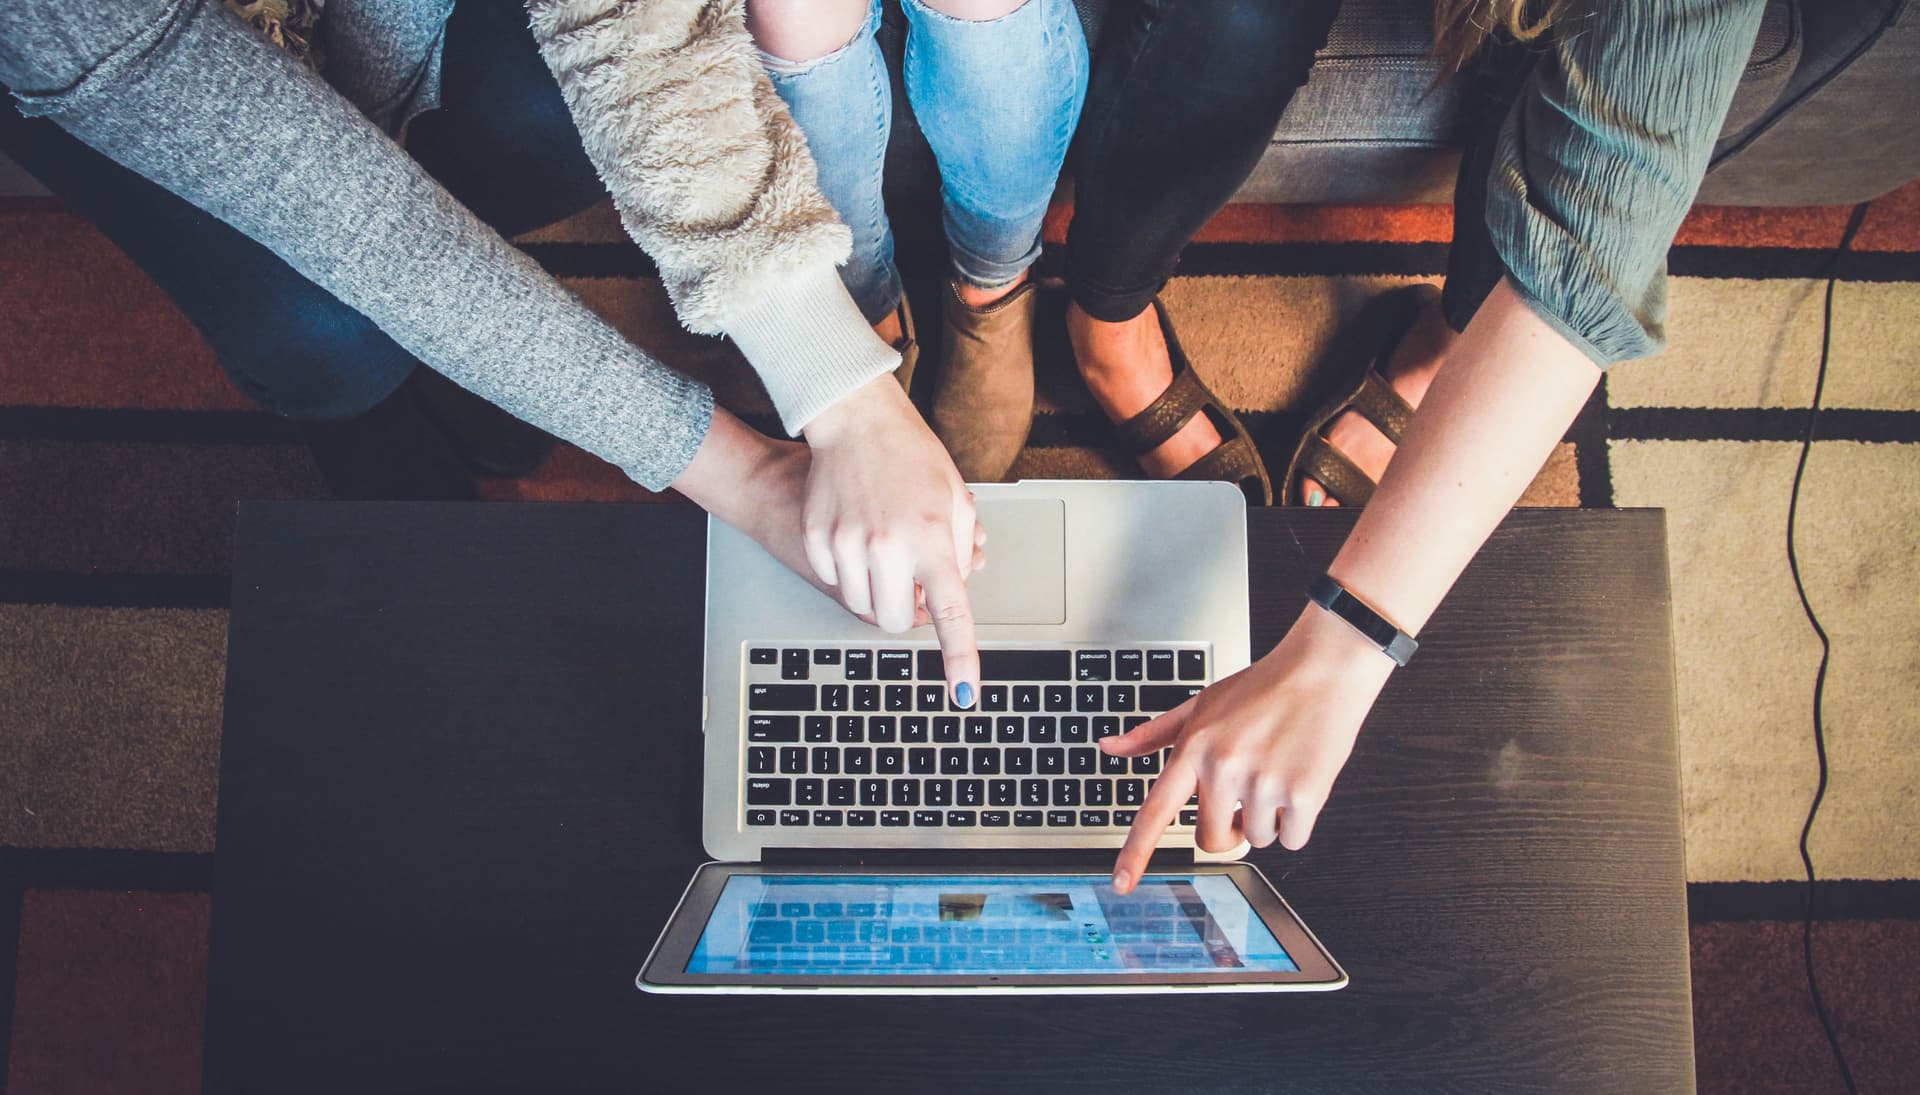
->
[748, 684, 817, 711]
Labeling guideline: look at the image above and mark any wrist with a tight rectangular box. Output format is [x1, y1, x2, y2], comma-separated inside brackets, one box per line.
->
[671, 409, 782, 525]
[801, 375, 908, 449]
[1286, 601, 1401, 683]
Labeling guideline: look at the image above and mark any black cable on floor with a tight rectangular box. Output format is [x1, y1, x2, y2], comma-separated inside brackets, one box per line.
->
[1786, 199, 1870, 1095]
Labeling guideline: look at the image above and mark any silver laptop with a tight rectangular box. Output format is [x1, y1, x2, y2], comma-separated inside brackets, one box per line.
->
[640, 480, 1346, 993]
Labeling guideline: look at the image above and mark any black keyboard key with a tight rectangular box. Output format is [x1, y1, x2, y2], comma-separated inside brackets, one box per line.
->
[781, 648, 810, 680]
[749, 647, 778, 665]
[1014, 810, 1044, 827]
[913, 810, 943, 827]
[1044, 685, 1073, 712]
[881, 810, 910, 827]
[891, 781, 920, 806]
[748, 684, 815, 711]
[845, 650, 873, 679]
[958, 779, 985, 807]
[779, 747, 806, 775]
[813, 648, 841, 665]
[1147, 650, 1176, 680]
[1006, 748, 1034, 775]
[1020, 779, 1048, 807]
[885, 685, 913, 712]
[877, 748, 904, 775]
[811, 747, 839, 774]
[821, 685, 849, 712]
[747, 809, 776, 826]
[1092, 716, 1121, 740]
[1076, 649, 1112, 681]
[1108, 685, 1137, 712]
[848, 810, 877, 826]
[845, 748, 873, 774]
[860, 779, 886, 806]
[1116, 650, 1144, 681]
[828, 779, 855, 806]
[971, 749, 1001, 775]
[1113, 809, 1137, 825]
[1075, 685, 1104, 712]
[854, 686, 881, 712]
[1069, 747, 1097, 775]
[1029, 717, 1057, 743]
[902, 717, 931, 743]
[746, 778, 790, 805]
[1179, 809, 1199, 826]
[749, 716, 800, 742]
[1125, 716, 1151, 732]
[1062, 716, 1090, 743]
[916, 650, 945, 681]
[796, 778, 824, 805]
[908, 748, 936, 775]
[1052, 780, 1080, 806]
[867, 716, 897, 743]
[1100, 752, 1129, 775]
[1013, 686, 1041, 712]
[916, 685, 945, 711]
[1085, 779, 1112, 805]
[982, 810, 1011, 827]
[1081, 810, 1110, 827]
[804, 716, 833, 742]
[1179, 650, 1207, 680]
[996, 717, 1024, 743]
[1117, 779, 1145, 806]
[990, 779, 1016, 806]
[966, 717, 994, 744]
[981, 685, 1009, 712]
[836, 715, 863, 743]
[1046, 810, 1077, 827]
[1140, 685, 1203, 712]
[940, 748, 969, 775]
[933, 717, 961, 743]
[926, 779, 953, 806]
[1038, 747, 1065, 775]
[947, 810, 978, 827]
[1132, 752, 1161, 774]
[877, 650, 914, 680]
[747, 747, 775, 774]
[779, 809, 809, 826]
[980, 650, 1072, 681]
[814, 809, 844, 826]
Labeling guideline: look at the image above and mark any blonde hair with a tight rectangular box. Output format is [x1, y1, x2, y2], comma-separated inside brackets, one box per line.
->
[1431, 0, 1565, 72]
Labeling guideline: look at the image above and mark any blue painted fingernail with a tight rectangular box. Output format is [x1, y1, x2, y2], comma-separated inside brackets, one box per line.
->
[954, 681, 975, 709]
[1305, 487, 1325, 507]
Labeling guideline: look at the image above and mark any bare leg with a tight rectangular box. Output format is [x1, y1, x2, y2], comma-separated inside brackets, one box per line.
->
[1299, 297, 1458, 506]
[1066, 301, 1223, 478]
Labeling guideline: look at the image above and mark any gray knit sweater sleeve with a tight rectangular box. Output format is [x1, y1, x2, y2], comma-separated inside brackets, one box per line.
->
[0, 0, 712, 490]
[1486, 0, 1765, 365]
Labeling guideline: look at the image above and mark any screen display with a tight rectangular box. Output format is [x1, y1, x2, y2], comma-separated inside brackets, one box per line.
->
[686, 874, 1297, 977]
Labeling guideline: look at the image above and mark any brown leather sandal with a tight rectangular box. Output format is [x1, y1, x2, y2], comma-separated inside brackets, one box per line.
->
[1281, 284, 1436, 507]
[1111, 299, 1274, 506]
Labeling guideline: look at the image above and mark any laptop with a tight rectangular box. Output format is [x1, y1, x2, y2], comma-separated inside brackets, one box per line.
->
[640, 480, 1346, 994]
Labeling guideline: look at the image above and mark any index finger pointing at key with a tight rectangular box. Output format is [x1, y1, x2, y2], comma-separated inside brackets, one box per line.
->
[1110, 756, 1195, 894]
[918, 562, 980, 710]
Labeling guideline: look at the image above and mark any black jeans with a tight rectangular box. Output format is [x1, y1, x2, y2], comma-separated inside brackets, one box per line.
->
[1065, 0, 1535, 334]
[0, 0, 603, 420]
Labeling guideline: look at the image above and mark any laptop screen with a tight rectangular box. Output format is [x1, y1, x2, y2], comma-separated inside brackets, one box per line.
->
[685, 873, 1298, 976]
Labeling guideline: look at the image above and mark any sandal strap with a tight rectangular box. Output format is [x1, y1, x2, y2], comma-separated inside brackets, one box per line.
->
[1175, 434, 1273, 505]
[1112, 363, 1211, 456]
[1351, 369, 1415, 445]
[1296, 434, 1376, 507]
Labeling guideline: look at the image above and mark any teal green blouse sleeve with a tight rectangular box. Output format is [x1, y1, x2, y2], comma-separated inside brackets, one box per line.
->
[1484, 0, 1766, 366]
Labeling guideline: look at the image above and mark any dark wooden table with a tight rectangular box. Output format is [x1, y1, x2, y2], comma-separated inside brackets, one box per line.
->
[205, 502, 1691, 1094]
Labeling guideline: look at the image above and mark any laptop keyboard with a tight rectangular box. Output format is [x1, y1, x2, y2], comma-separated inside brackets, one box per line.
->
[740, 644, 1207, 832]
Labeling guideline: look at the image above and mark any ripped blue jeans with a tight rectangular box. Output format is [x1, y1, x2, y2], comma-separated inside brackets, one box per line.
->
[761, 0, 1088, 323]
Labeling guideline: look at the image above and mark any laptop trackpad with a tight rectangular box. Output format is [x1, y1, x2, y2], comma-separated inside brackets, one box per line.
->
[968, 498, 1065, 625]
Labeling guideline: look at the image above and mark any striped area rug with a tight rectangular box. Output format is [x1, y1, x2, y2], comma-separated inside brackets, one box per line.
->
[2, 185, 1916, 1092]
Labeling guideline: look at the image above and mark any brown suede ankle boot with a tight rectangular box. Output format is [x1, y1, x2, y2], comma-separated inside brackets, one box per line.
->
[930, 279, 1037, 482]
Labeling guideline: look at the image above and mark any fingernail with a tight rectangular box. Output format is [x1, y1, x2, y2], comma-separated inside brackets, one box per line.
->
[1305, 487, 1324, 507]
[1111, 869, 1129, 891]
[954, 681, 976, 709]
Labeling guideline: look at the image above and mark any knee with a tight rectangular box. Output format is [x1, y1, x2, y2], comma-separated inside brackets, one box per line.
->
[917, 0, 1027, 20]
[209, 302, 415, 421]
[748, 0, 874, 65]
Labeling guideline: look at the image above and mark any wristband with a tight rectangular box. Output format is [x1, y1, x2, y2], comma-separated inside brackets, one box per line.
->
[1307, 574, 1418, 667]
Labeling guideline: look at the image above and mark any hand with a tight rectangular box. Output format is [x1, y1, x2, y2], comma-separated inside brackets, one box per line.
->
[1102, 603, 1398, 892]
[801, 376, 985, 706]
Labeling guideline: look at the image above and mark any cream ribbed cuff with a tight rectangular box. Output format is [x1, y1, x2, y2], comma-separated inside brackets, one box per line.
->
[722, 263, 900, 436]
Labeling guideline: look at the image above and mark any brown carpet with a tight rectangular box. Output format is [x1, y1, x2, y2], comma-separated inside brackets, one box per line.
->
[3, 184, 1917, 1092]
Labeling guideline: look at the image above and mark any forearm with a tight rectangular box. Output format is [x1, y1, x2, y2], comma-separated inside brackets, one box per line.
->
[1325, 279, 1600, 635]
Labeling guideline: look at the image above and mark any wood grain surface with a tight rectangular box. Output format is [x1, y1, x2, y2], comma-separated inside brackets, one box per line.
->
[205, 503, 1688, 1094]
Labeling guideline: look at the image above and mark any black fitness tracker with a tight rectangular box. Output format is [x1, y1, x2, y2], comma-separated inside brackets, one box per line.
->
[1307, 574, 1419, 667]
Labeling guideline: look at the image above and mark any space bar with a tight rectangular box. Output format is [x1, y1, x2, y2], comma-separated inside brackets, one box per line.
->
[978, 650, 1072, 681]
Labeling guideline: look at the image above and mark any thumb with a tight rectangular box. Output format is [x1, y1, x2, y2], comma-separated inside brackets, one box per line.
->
[1099, 703, 1190, 755]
